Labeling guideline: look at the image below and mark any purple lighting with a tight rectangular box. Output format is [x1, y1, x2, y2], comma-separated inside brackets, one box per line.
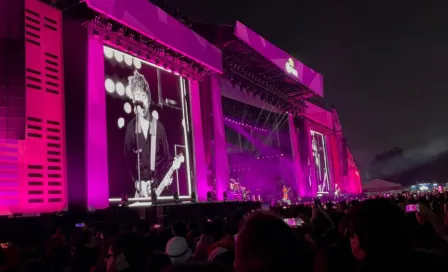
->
[256, 154, 284, 160]
[224, 117, 268, 132]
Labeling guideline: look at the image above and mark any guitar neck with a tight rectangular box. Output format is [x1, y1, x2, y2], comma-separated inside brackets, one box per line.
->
[155, 166, 176, 196]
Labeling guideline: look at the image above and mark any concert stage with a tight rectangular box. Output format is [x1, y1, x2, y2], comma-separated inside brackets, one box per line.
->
[0, 0, 361, 218]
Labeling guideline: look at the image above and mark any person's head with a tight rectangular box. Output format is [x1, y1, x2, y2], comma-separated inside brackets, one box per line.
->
[234, 212, 302, 272]
[338, 201, 347, 213]
[47, 244, 71, 267]
[348, 198, 410, 261]
[134, 219, 150, 235]
[107, 231, 147, 272]
[165, 236, 192, 264]
[220, 224, 235, 247]
[23, 259, 47, 272]
[105, 222, 120, 239]
[172, 220, 187, 238]
[128, 70, 151, 118]
[162, 262, 230, 272]
[187, 221, 199, 237]
[147, 251, 171, 272]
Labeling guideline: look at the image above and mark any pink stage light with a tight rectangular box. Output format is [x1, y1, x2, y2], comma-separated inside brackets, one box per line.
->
[223, 117, 268, 132]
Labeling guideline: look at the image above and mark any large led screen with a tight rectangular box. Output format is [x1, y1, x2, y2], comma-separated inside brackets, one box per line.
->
[310, 130, 331, 193]
[104, 46, 193, 200]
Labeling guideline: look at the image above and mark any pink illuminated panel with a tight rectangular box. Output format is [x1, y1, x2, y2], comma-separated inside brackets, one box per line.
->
[86, 33, 109, 210]
[235, 22, 323, 97]
[0, 0, 67, 216]
[85, 0, 222, 73]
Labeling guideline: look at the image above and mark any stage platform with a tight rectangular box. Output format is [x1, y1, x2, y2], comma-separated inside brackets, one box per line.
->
[110, 200, 261, 226]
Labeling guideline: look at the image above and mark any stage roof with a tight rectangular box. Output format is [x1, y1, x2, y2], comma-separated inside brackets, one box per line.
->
[190, 21, 323, 114]
[234, 22, 323, 97]
[45, 0, 219, 78]
[85, 0, 222, 73]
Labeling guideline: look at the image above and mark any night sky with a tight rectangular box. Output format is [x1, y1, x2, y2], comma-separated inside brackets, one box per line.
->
[167, 0, 448, 171]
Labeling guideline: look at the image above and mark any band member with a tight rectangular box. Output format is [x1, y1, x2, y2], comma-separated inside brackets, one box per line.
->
[124, 70, 172, 197]
[282, 185, 291, 205]
[334, 184, 341, 199]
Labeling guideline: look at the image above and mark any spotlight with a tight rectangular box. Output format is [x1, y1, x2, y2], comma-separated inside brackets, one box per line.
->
[104, 47, 114, 59]
[116, 82, 125, 96]
[114, 50, 123, 62]
[124, 54, 133, 66]
[123, 103, 132, 114]
[117, 118, 125, 129]
[223, 191, 227, 202]
[134, 58, 142, 69]
[120, 193, 129, 207]
[173, 191, 179, 203]
[125, 85, 132, 99]
[190, 191, 197, 203]
[207, 191, 212, 202]
[105, 78, 115, 93]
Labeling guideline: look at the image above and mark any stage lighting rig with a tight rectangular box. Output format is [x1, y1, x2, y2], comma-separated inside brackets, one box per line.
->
[117, 27, 126, 36]
[84, 16, 212, 80]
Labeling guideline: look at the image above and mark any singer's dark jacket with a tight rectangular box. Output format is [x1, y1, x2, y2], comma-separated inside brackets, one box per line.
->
[124, 116, 172, 187]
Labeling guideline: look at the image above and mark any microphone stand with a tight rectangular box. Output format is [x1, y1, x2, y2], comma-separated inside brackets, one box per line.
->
[135, 106, 142, 197]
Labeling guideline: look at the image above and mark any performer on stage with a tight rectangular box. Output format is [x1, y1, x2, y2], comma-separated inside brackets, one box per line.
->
[124, 70, 172, 198]
[282, 185, 291, 205]
[334, 184, 341, 199]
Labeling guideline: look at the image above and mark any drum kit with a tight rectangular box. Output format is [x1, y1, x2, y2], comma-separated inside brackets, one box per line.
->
[229, 179, 261, 201]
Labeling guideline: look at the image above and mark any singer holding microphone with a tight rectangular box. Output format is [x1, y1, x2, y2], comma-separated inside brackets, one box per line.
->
[124, 70, 172, 198]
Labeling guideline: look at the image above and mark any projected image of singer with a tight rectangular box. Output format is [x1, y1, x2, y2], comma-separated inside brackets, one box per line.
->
[124, 70, 183, 199]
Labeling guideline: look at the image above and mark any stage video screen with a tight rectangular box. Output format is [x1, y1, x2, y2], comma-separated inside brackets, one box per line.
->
[310, 130, 331, 193]
[104, 46, 193, 199]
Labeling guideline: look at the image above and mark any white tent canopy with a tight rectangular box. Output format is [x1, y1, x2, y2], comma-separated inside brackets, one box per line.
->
[363, 179, 403, 193]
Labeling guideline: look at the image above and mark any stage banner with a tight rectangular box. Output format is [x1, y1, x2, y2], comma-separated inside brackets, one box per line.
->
[235, 21, 323, 97]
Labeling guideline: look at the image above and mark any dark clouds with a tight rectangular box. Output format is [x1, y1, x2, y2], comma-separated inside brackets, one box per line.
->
[168, 0, 448, 170]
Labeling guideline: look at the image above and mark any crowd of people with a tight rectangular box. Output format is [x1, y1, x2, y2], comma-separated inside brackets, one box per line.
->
[1, 192, 448, 272]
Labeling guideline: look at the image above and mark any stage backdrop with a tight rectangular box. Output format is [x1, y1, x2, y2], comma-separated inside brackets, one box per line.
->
[103, 46, 193, 199]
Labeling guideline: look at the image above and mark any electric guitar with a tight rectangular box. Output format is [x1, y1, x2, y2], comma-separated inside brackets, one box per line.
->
[154, 153, 184, 197]
[335, 188, 341, 198]
[135, 153, 185, 198]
